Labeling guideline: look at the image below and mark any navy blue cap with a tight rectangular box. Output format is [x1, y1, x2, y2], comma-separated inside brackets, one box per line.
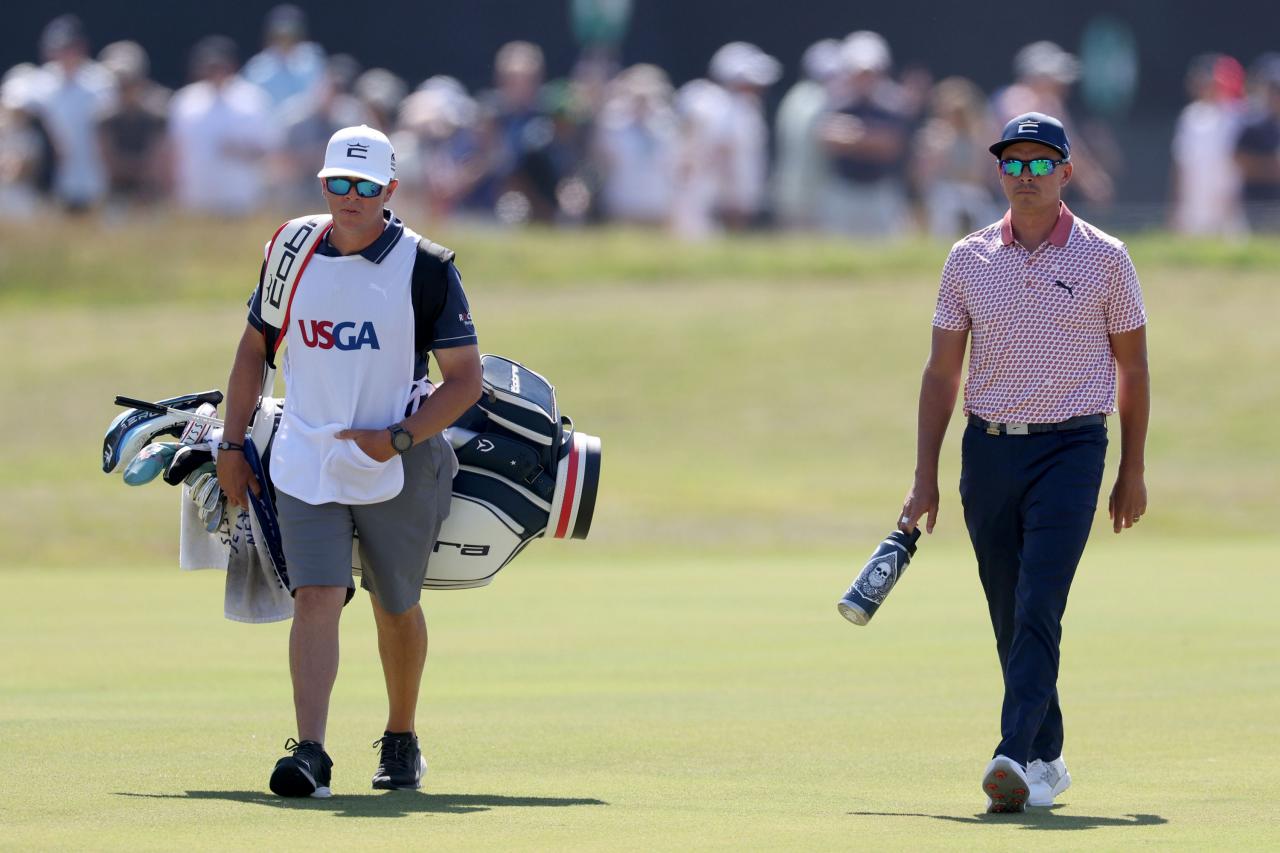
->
[989, 112, 1071, 159]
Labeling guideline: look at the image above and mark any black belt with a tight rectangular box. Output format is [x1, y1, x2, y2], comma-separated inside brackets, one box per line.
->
[968, 413, 1106, 435]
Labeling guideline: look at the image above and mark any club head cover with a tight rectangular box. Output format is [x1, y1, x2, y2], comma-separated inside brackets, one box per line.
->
[122, 442, 181, 486]
[179, 402, 219, 446]
[165, 446, 215, 486]
[102, 391, 221, 474]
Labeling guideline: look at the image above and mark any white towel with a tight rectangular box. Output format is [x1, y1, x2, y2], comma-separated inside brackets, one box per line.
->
[224, 504, 293, 623]
[175, 397, 293, 622]
[178, 481, 230, 570]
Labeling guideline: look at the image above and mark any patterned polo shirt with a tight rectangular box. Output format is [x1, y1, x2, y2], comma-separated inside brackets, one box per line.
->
[932, 202, 1147, 423]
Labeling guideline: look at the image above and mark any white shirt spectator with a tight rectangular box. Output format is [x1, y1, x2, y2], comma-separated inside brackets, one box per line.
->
[1171, 99, 1246, 235]
[25, 59, 116, 206]
[773, 79, 832, 229]
[596, 98, 679, 223]
[169, 77, 279, 215]
[671, 80, 731, 239]
[717, 89, 770, 217]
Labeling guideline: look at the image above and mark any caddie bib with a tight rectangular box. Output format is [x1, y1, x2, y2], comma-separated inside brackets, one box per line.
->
[269, 231, 419, 505]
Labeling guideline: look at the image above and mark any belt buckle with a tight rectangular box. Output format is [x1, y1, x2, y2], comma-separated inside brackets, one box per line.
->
[1007, 423, 1029, 435]
[985, 421, 1000, 436]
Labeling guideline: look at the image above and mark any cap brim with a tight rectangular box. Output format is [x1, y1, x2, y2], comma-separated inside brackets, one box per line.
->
[316, 166, 390, 185]
[989, 139, 1068, 159]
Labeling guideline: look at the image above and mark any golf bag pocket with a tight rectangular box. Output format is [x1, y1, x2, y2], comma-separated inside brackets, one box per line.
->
[453, 433, 555, 503]
[477, 355, 561, 457]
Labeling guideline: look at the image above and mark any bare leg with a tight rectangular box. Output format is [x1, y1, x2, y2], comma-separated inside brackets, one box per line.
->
[370, 597, 428, 733]
[290, 585, 348, 743]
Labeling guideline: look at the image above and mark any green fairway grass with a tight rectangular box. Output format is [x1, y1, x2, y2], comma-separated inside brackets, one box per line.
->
[1, 220, 1277, 849]
[3, 543, 1277, 851]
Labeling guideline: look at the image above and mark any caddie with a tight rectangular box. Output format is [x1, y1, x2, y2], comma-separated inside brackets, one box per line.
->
[897, 112, 1149, 812]
[216, 124, 481, 798]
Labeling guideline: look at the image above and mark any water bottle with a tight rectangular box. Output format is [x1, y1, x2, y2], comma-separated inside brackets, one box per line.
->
[837, 528, 922, 626]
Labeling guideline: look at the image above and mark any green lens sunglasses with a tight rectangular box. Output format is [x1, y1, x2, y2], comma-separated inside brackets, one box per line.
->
[1000, 158, 1069, 177]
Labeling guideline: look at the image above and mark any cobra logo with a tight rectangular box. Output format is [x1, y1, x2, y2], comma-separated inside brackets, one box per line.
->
[297, 319, 381, 351]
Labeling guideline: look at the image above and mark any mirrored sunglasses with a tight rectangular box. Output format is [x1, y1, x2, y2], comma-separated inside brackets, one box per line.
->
[324, 176, 383, 198]
[999, 158, 1069, 178]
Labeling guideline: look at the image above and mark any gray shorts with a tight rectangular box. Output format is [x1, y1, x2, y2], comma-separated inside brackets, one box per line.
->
[275, 434, 454, 613]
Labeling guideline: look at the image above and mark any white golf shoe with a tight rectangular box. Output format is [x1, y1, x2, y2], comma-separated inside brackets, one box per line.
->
[982, 755, 1030, 813]
[1026, 756, 1071, 807]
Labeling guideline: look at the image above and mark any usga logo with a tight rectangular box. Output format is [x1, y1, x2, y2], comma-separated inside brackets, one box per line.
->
[297, 319, 381, 350]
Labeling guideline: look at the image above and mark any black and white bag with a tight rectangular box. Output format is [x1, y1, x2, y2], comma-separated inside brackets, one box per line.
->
[359, 354, 601, 590]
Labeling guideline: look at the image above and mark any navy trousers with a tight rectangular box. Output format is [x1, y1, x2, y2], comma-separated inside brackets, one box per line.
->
[959, 422, 1108, 766]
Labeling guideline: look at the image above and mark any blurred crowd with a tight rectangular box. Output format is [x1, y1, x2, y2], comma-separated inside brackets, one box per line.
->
[2, 8, 1279, 237]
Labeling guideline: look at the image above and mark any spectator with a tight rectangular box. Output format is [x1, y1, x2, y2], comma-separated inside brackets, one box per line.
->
[594, 64, 679, 225]
[0, 64, 47, 218]
[168, 36, 278, 216]
[818, 31, 912, 236]
[278, 54, 373, 204]
[993, 41, 1114, 205]
[1235, 54, 1280, 232]
[1169, 54, 1246, 236]
[353, 67, 407, 132]
[911, 76, 1001, 238]
[476, 41, 562, 222]
[242, 4, 325, 107]
[670, 78, 731, 239]
[392, 76, 486, 220]
[97, 41, 170, 211]
[706, 41, 781, 229]
[23, 15, 116, 212]
[773, 38, 843, 230]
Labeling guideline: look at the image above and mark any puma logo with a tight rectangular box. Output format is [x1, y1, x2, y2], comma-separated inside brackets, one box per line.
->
[1053, 280, 1075, 297]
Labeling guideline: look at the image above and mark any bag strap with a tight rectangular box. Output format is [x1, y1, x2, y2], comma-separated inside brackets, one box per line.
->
[260, 214, 332, 369]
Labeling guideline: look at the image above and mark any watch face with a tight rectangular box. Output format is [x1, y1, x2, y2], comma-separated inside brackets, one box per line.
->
[391, 428, 412, 452]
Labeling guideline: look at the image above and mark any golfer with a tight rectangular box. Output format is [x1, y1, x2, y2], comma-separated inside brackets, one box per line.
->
[898, 112, 1149, 812]
[217, 125, 481, 797]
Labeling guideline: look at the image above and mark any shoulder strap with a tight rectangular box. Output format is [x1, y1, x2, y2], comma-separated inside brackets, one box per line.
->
[260, 214, 332, 369]
[411, 237, 457, 366]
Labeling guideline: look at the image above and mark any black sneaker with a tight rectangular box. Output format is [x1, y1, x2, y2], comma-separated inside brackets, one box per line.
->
[371, 731, 427, 790]
[269, 738, 333, 798]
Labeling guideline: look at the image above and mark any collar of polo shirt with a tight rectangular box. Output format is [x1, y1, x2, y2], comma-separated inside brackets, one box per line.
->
[1001, 201, 1075, 249]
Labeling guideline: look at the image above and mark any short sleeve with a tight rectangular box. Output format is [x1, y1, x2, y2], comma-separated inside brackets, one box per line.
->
[931, 250, 970, 331]
[1105, 248, 1147, 334]
[431, 264, 478, 350]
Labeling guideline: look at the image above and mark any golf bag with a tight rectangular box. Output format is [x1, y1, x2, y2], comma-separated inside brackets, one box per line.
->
[353, 354, 601, 589]
[104, 355, 600, 593]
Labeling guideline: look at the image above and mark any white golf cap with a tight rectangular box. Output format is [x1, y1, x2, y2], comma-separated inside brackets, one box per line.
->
[842, 30, 891, 74]
[709, 42, 781, 87]
[802, 38, 844, 83]
[1014, 41, 1079, 84]
[316, 124, 396, 185]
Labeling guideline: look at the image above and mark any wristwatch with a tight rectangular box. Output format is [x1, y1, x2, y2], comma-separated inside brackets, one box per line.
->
[388, 423, 414, 455]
